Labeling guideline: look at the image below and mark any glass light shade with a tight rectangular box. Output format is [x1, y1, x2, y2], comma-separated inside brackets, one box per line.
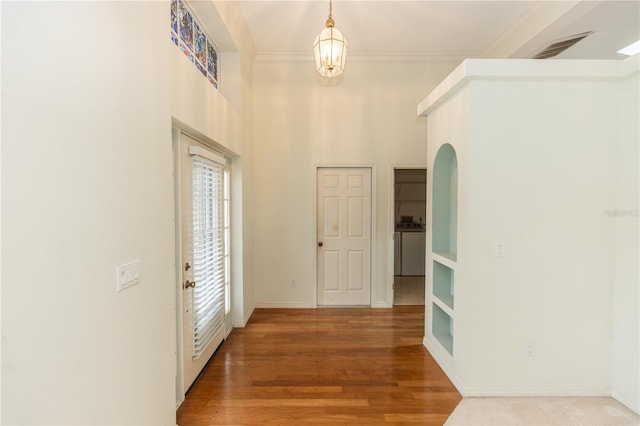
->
[313, 26, 347, 77]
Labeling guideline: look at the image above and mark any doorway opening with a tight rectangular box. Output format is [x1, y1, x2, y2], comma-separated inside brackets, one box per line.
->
[393, 168, 426, 306]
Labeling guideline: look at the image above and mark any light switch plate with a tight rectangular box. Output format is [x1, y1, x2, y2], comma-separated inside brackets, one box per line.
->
[116, 260, 141, 292]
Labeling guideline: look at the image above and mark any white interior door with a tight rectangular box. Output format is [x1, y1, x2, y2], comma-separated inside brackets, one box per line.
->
[179, 133, 226, 394]
[317, 167, 372, 306]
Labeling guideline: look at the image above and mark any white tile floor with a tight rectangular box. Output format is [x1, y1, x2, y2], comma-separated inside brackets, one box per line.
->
[393, 275, 425, 305]
[445, 397, 639, 425]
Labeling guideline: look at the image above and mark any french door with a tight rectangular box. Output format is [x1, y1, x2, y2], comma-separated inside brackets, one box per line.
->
[178, 132, 227, 396]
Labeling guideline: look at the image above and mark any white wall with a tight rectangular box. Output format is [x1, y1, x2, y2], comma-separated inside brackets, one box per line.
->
[169, 1, 256, 330]
[251, 59, 458, 307]
[239, 52, 256, 323]
[610, 64, 639, 413]
[0, 4, 3, 420]
[1, 1, 256, 423]
[168, 0, 257, 405]
[1, 2, 175, 424]
[464, 76, 617, 395]
[420, 59, 639, 410]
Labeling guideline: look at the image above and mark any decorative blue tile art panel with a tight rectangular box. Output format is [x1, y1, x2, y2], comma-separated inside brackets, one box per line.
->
[171, 0, 219, 89]
[207, 40, 217, 80]
[171, 0, 178, 34]
[194, 21, 206, 65]
[179, 2, 193, 51]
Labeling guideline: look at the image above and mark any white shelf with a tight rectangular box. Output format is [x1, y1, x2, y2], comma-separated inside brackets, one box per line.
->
[433, 251, 457, 268]
[433, 294, 454, 316]
[432, 302, 454, 356]
[433, 332, 453, 356]
[433, 260, 454, 311]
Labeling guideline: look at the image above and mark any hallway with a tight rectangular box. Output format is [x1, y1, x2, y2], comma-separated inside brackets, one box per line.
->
[177, 306, 461, 425]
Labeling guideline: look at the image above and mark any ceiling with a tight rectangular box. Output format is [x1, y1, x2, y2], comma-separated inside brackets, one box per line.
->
[229, 0, 640, 61]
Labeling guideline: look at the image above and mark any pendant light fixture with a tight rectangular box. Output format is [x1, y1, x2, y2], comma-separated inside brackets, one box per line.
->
[313, 0, 347, 77]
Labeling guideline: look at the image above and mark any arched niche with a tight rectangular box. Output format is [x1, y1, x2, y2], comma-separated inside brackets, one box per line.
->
[432, 143, 458, 260]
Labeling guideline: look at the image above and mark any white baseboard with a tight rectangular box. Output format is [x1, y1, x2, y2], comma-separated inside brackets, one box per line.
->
[462, 387, 611, 398]
[423, 336, 464, 394]
[422, 336, 615, 402]
[231, 305, 256, 328]
[254, 302, 314, 309]
[253, 302, 392, 309]
[611, 389, 640, 415]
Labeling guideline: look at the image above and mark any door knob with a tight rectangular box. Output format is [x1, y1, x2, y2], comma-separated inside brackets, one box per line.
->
[318, 242, 323, 247]
[184, 280, 196, 289]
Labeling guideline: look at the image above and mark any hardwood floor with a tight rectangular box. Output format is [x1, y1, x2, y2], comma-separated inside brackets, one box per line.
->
[177, 306, 461, 425]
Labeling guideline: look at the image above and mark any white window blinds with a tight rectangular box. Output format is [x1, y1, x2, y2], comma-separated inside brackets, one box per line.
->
[191, 153, 225, 359]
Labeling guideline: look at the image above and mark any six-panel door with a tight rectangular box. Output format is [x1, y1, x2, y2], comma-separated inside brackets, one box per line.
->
[317, 167, 372, 306]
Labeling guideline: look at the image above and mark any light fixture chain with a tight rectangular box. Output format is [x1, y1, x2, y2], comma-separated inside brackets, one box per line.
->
[329, 0, 333, 19]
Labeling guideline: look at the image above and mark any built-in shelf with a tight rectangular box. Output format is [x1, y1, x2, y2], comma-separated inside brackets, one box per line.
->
[433, 260, 454, 310]
[433, 251, 457, 266]
[430, 143, 457, 358]
[432, 302, 453, 355]
[433, 296, 454, 318]
[432, 144, 458, 257]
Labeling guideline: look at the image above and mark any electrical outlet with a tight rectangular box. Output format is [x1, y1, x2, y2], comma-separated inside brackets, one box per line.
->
[495, 242, 505, 257]
[116, 260, 141, 292]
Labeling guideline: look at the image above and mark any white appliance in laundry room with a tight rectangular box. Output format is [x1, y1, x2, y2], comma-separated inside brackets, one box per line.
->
[394, 168, 427, 276]
[401, 231, 426, 276]
[394, 231, 402, 275]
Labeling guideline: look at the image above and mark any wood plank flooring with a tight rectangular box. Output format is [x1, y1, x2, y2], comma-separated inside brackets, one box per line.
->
[177, 306, 461, 425]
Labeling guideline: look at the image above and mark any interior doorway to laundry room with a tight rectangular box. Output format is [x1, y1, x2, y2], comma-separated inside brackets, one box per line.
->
[393, 168, 426, 306]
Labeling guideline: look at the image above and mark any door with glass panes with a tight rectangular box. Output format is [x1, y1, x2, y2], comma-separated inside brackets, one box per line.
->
[179, 133, 229, 393]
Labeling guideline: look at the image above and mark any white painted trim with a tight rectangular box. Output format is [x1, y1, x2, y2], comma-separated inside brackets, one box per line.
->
[370, 164, 377, 308]
[480, 1, 596, 59]
[418, 58, 640, 117]
[224, 320, 234, 338]
[611, 389, 640, 415]
[423, 336, 464, 395]
[255, 302, 315, 309]
[188, 145, 225, 165]
[388, 166, 395, 306]
[232, 305, 255, 328]
[462, 387, 611, 398]
[253, 52, 466, 64]
[172, 128, 185, 409]
[311, 165, 318, 309]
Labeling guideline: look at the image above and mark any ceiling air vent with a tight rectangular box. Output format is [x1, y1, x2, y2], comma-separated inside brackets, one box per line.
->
[533, 31, 593, 59]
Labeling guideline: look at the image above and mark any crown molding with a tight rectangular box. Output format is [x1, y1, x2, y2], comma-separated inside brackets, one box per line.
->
[254, 52, 466, 63]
